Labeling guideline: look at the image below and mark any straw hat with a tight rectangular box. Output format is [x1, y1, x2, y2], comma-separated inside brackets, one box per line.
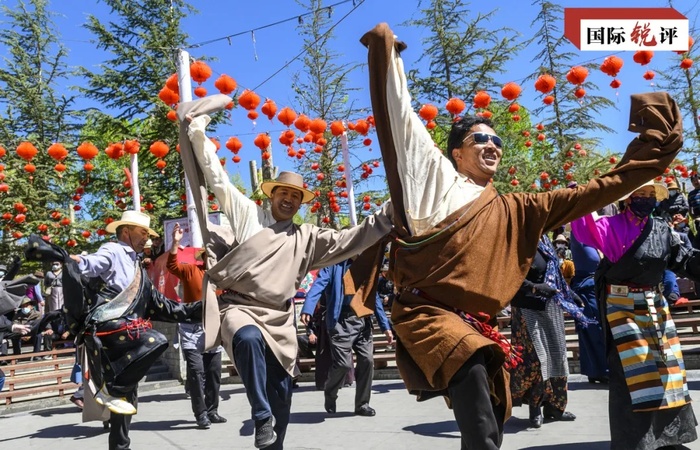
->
[105, 210, 159, 237]
[620, 180, 669, 202]
[260, 171, 315, 204]
[666, 179, 679, 190]
[554, 234, 568, 244]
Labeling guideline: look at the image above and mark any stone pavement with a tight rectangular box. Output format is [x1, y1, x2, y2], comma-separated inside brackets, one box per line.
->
[2, 374, 700, 450]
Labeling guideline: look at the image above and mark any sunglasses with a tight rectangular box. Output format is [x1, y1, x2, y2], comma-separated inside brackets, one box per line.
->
[462, 132, 503, 149]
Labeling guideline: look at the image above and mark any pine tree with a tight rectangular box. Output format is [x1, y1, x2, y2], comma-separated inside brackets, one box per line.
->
[0, 0, 83, 260]
[77, 0, 198, 234]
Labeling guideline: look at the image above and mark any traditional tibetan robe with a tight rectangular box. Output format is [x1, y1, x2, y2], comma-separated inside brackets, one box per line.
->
[572, 211, 700, 449]
[347, 23, 683, 420]
[179, 109, 393, 376]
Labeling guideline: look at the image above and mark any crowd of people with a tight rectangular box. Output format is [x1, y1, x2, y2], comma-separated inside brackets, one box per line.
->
[0, 21, 699, 450]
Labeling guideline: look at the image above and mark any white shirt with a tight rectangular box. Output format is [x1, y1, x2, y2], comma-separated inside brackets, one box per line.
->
[385, 44, 484, 236]
[77, 241, 138, 292]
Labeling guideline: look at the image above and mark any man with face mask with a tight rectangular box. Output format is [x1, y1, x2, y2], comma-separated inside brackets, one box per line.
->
[571, 180, 700, 449]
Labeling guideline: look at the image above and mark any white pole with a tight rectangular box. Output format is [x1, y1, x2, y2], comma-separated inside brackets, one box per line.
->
[177, 49, 203, 248]
[130, 155, 140, 211]
[340, 132, 357, 226]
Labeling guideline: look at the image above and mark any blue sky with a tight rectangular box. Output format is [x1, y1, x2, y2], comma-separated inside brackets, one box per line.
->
[2, 0, 697, 192]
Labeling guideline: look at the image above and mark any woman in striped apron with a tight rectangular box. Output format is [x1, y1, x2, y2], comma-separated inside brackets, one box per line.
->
[571, 180, 698, 450]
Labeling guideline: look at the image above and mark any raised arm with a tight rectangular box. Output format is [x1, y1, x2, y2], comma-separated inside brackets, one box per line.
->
[361, 23, 460, 236]
[512, 92, 683, 233]
[187, 115, 274, 241]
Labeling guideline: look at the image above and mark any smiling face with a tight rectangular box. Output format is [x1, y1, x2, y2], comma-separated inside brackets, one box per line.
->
[270, 186, 303, 221]
[451, 123, 503, 185]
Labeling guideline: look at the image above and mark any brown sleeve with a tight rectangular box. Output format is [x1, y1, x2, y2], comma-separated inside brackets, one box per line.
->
[166, 252, 186, 278]
[512, 91, 683, 232]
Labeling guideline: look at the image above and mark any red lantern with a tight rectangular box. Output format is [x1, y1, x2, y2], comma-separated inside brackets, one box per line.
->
[165, 73, 179, 92]
[24, 163, 36, 173]
[277, 107, 297, 127]
[445, 97, 466, 115]
[158, 87, 179, 106]
[643, 70, 655, 80]
[156, 160, 167, 170]
[54, 163, 67, 173]
[82, 230, 91, 238]
[309, 118, 327, 134]
[330, 121, 345, 136]
[232, 155, 241, 163]
[574, 88, 586, 98]
[543, 95, 555, 105]
[681, 58, 693, 70]
[473, 91, 491, 109]
[610, 79, 622, 89]
[47, 143, 68, 161]
[16, 141, 38, 161]
[190, 61, 212, 84]
[418, 104, 438, 122]
[566, 66, 588, 85]
[194, 86, 207, 98]
[238, 89, 261, 110]
[261, 99, 278, 120]
[0, 146, 5, 158]
[124, 140, 140, 155]
[77, 142, 99, 160]
[149, 141, 169, 159]
[294, 114, 311, 132]
[253, 133, 271, 151]
[214, 74, 237, 94]
[534, 74, 556, 94]
[226, 137, 243, 153]
[500, 82, 522, 101]
[600, 56, 624, 77]
[632, 50, 654, 66]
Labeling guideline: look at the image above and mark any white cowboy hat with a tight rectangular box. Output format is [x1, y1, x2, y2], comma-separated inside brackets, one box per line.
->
[260, 171, 315, 204]
[105, 210, 159, 237]
[620, 179, 669, 202]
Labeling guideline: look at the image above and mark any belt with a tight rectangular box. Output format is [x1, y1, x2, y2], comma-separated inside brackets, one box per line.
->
[607, 283, 661, 296]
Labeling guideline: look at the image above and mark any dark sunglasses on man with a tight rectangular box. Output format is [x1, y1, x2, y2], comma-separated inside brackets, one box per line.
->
[462, 132, 503, 149]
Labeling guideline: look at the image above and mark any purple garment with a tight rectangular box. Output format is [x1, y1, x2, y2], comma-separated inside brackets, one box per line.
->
[570, 208, 648, 263]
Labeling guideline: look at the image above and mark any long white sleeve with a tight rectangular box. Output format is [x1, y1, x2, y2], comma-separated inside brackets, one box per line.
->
[187, 115, 275, 243]
[385, 46, 483, 235]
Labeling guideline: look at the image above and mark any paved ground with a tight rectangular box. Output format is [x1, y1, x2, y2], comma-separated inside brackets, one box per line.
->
[2, 374, 700, 449]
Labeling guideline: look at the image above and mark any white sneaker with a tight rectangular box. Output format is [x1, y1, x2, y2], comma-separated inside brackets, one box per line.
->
[95, 388, 137, 415]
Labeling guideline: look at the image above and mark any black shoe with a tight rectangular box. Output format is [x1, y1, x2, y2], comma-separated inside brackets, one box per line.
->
[196, 414, 211, 429]
[254, 416, 276, 449]
[324, 395, 336, 414]
[208, 413, 227, 423]
[529, 405, 543, 428]
[354, 404, 376, 417]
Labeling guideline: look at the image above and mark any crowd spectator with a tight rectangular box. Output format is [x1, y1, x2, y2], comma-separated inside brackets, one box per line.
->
[43, 262, 64, 313]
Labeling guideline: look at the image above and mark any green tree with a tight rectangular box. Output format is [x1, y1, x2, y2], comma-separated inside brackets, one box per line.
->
[77, 0, 198, 235]
[0, 0, 84, 261]
[288, 0, 383, 228]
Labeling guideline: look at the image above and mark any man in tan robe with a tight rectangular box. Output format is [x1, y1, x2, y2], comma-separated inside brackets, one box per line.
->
[180, 110, 393, 449]
[350, 23, 684, 449]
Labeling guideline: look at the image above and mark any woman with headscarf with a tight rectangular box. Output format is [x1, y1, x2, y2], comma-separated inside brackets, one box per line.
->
[571, 180, 699, 450]
[509, 234, 590, 428]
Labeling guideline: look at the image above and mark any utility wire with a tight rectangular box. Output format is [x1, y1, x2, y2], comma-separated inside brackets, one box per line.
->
[187, 0, 358, 49]
[251, 0, 365, 91]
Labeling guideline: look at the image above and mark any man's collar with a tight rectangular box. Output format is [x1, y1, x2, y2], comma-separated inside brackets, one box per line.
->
[117, 240, 137, 255]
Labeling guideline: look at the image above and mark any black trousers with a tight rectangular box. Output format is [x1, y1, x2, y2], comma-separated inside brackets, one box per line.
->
[183, 348, 222, 418]
[325, 308, 374, 409]
[448, 348, 506, 450]
[109, 388, 138, 450]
